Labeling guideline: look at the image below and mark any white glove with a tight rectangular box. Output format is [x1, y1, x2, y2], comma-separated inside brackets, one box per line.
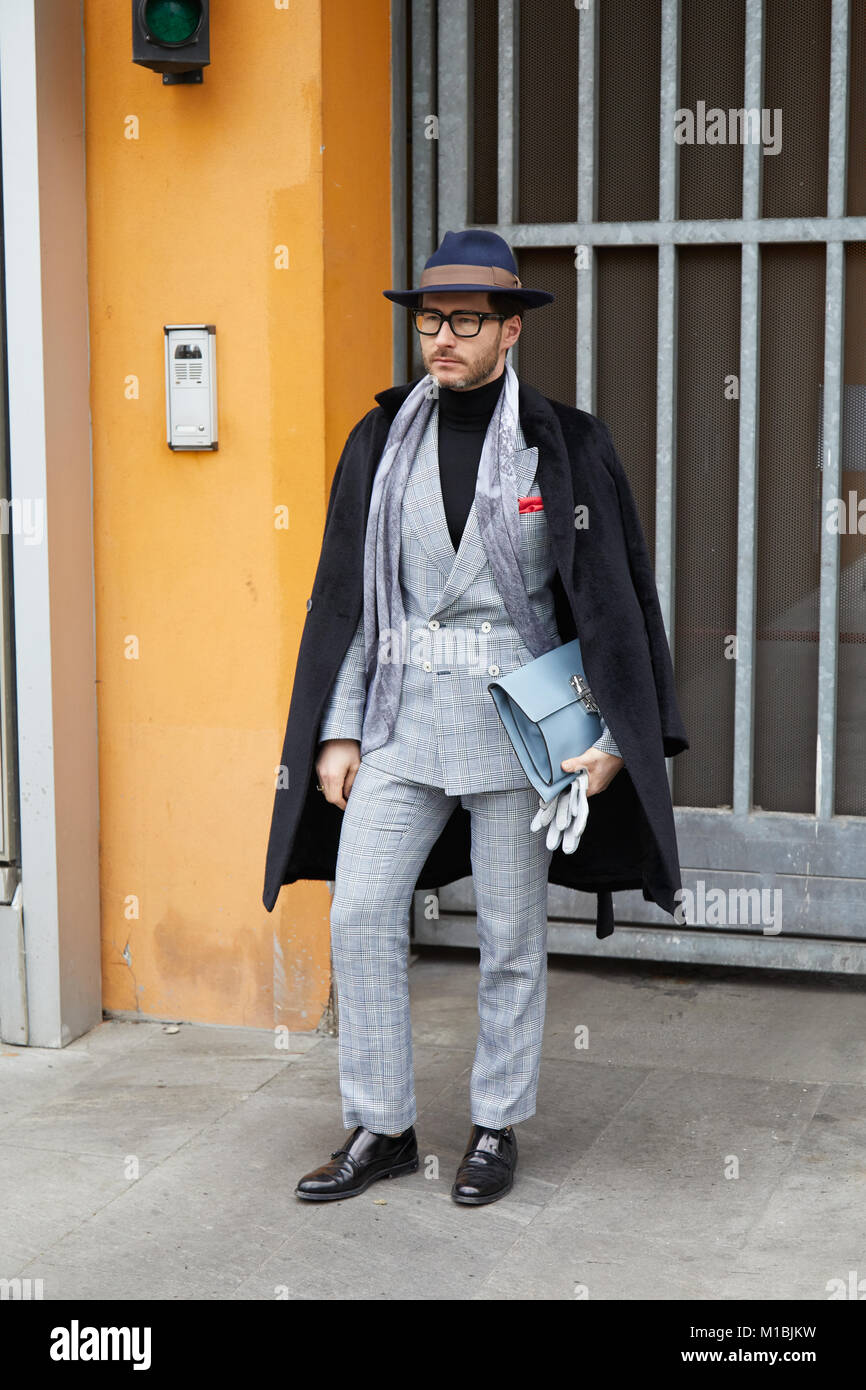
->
[529, 768, 590, 854]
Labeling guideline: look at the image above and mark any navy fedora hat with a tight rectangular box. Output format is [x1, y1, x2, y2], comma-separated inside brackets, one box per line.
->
[383, 228, 554, 309]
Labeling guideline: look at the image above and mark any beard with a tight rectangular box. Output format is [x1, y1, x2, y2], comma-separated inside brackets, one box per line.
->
[422, 332, 503, 390]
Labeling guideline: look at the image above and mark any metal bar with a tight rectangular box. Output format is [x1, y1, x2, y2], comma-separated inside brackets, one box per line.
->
[827, 0, 851, 219]
[415, 912, 866, 975]
[438, 804, 866, 888]
[658, 0, 679, 225]
[655, 260, 676, 620]
[732, 0, 764, 815]
[816, 0, 850, 818]
[654, 0, 680, 642]
[437, 0, 472, 240]
[496, 0, 516, 226]
[733, 242, 760, 815]
[741, 0, 763, 224]
[575, 0, 597, 410]
[410, 0, 437, 378]
[391, 0, 409, 384]
[497, 0, 521, 375]
[411, 0, 436, 278]
[490, 215, 866, 246]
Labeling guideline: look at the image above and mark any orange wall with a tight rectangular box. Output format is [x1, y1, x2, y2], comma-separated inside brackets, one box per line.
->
[84, 0, 393, 1028]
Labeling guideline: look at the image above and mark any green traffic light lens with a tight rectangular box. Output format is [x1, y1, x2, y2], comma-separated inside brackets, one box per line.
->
[143, 0, 202, 46]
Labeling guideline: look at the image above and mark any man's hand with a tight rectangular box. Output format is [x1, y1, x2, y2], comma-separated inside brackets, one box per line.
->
[316, 738, 361, 809]
[561, 747, 623, 797]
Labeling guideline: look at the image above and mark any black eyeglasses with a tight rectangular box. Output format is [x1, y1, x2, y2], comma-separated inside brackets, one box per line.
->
[411, 308, 508, 338]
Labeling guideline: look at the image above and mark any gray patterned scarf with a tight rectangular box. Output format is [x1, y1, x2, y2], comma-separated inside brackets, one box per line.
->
[360, 359, 556, 754]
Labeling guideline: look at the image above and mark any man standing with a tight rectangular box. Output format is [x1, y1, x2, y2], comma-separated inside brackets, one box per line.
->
[263, 229, 688, 1206]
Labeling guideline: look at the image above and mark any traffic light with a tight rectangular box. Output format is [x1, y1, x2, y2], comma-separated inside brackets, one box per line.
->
[132, 0, 210, 84]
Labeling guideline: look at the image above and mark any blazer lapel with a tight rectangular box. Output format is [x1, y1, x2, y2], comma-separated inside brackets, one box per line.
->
[437, 434, 541, 602]
[403, 410, 457, 578]
[511, 441, 541, 498]
[405, 414, 544, 611]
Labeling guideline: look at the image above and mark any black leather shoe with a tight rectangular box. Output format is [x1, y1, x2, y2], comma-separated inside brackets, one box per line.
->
[295, 1125, 418, 1201]
[451, 1123, 518, 1205]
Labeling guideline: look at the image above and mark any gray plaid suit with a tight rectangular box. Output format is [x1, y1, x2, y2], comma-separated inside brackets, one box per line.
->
[318, 403, 620, 1132]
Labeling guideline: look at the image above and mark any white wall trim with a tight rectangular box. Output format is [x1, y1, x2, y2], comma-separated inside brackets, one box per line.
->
[0, 0, 101, 1045]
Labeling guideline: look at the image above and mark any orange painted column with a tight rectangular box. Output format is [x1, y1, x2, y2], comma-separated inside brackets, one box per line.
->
[84, 0, 393, 1029]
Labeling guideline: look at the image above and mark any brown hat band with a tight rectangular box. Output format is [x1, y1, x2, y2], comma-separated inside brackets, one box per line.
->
[419, 263, 522, 289]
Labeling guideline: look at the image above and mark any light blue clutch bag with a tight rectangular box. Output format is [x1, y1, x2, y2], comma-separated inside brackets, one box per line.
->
[487, 637, 602, 802]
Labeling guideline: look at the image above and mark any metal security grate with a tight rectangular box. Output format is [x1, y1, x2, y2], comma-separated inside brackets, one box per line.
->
[753, 245, 824, 814]
[834, 241, 866, 816]
[678, 0, 745, 220]
[471, 0, 498, 223]
[406, 0, 866, 962]
[597, 0, 661, 222]
[762, 0, 831, 220]
[595, 248, 658, 558]
[516, 1, 578, 223]
[673, 245, 741, 811]
[513, 247, 576, 407]
[847, 4, 866, 214]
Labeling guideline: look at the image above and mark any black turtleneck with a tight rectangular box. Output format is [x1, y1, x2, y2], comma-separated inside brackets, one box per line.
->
[437, 371, 506, 551]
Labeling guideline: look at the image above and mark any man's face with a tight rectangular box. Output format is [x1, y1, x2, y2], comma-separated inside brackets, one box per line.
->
[416, 291, 522, 390]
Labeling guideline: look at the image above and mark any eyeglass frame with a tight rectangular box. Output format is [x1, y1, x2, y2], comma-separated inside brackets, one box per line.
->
[409, 307, 510, 338]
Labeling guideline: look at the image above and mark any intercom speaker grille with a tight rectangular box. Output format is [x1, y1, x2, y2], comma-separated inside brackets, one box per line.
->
[173, 361, 203, 384]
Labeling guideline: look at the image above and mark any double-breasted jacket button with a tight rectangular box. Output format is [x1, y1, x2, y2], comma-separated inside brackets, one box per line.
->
[422, 661, 432, 672]
[488, 664, 500, 676]
[428, 619, 440, 629]
[306, 598, 313, 611]
[480, 621, 492, 632]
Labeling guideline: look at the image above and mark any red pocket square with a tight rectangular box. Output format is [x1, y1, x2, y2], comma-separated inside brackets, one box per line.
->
[518, 496, 544, 514]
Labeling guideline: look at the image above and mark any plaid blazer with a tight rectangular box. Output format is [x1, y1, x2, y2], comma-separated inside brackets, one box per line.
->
[318, 406, 621, 793]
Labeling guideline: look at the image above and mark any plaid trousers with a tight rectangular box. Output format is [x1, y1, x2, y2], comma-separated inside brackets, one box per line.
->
[329, 758, 554, 1132]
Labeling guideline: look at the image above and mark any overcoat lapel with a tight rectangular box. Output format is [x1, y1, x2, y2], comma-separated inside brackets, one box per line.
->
[515, 382, 578, 615]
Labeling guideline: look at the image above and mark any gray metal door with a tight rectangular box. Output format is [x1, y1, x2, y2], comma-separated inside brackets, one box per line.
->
[405, 0, 866, 971]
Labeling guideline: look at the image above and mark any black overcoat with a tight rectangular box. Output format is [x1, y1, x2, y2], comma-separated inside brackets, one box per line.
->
[263, 376, 689, 938]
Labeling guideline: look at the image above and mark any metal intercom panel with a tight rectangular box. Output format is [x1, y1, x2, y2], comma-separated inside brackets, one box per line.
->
[164, 323, 218, 449]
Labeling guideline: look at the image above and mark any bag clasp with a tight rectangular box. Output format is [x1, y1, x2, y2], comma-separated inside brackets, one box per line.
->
[570, 672, 600, 714]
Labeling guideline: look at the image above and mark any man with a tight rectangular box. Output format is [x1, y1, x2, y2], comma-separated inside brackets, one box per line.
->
[263, 229, 688, 1206]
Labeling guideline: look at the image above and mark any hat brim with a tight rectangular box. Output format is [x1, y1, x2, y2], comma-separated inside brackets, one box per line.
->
[383, 284, 554, 309]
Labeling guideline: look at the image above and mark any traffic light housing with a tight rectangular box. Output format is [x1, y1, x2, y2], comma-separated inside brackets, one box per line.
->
[132, 0, 210, 84]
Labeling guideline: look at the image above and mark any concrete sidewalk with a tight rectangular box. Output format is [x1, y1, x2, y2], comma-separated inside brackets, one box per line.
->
[2, 946, 865, 1300]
